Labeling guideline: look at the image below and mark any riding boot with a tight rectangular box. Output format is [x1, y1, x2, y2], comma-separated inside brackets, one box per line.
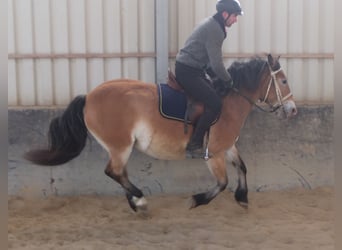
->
[186, 110, 217, 159]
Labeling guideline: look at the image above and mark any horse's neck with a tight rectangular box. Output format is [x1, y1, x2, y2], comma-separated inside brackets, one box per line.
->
[221, 90, 256, 127]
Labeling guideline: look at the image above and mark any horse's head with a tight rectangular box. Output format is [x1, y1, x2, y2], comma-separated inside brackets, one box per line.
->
[259, 54, 297, 119]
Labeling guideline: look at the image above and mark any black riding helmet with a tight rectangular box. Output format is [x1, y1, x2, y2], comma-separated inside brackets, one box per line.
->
[216, 0, 244, 15]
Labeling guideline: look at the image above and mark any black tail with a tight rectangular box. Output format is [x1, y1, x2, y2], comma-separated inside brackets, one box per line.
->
[24, 95, 88, 166]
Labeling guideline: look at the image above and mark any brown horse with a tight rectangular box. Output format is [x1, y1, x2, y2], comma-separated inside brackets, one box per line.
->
[24, 54, 297, 212]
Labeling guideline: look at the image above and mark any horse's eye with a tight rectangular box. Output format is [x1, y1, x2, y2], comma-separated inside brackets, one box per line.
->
[282, 79, 287, 84]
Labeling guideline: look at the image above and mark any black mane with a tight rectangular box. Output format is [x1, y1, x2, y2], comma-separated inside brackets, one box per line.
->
[228, 57, 267, 91]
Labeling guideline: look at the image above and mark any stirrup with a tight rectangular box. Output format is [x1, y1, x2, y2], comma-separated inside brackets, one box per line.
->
[186, 147, 212, 160]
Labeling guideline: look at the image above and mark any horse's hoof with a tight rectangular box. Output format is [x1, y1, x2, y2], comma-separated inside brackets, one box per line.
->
[189, 197, 197, 209]
[128, 196, 148, 213]
[237, 201, 248, 209]
[189, 193, 208, 209]
[136, 204, 150, 219]
[136, 202, 148, 213]
[234, 189, 248, 205]
[133, 196, 147, 207]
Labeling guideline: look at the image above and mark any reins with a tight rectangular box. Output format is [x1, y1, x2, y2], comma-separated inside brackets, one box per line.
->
[231, 87, 280, 113]
[231, 62, 293, 113]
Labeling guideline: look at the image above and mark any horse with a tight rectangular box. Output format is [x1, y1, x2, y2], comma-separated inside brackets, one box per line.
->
[24, 54, 297, 213]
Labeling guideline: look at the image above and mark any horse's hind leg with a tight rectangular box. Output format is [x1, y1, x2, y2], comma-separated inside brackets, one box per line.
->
[191, 152, 227, 208]
[226, 145, 248, 207]
[105, 157, 147, 212]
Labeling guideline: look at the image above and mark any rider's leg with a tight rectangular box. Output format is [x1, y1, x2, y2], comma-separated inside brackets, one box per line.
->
[186, 108, 218, 153]
[175, 62, 222, 157]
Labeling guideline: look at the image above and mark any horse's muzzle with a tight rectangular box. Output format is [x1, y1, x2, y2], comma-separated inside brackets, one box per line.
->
[282, 100, 297, 118]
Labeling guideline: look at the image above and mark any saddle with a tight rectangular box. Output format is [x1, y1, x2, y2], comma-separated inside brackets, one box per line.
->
[157, 70, 217, 134]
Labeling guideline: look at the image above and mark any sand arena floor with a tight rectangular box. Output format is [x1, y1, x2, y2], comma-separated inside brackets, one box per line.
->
[8, 187, 333, 250]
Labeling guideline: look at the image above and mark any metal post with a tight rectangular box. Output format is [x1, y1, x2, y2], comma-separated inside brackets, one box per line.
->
[155, 0, 169, 84]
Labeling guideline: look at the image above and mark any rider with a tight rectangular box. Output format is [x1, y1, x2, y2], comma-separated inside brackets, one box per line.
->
[175, 0, 243, 158]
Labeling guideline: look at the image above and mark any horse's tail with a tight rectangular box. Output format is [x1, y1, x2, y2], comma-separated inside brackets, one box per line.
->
[24, 95, 88, 166]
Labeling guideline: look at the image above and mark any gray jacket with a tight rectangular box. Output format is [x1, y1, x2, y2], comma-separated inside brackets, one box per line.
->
[176, 16, 232, 82]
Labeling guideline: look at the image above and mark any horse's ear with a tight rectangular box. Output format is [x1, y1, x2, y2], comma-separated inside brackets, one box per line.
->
[267, 54, 274, 66]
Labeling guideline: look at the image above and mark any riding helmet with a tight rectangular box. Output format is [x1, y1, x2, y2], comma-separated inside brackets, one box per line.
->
[216, 0, 244, 15]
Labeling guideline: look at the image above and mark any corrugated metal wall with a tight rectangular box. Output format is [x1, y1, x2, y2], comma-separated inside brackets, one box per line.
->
[8, 0, 334, 106]
[8, 0, 156, 106]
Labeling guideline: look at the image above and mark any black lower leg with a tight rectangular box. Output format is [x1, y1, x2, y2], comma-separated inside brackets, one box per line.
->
[191, 181, 227, 208]
[233, 157, 248, 206]
[234, 182, 248, 205]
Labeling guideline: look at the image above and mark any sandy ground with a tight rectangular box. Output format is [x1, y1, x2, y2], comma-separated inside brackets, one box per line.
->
[8, 187, 333, 250]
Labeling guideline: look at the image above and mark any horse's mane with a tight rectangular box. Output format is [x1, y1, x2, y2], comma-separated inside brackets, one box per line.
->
[228, 57, 269, 91]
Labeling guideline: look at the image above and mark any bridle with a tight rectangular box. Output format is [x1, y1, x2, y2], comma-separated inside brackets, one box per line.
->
[262, 64, 293, 110]
[232, 62, 293, 113]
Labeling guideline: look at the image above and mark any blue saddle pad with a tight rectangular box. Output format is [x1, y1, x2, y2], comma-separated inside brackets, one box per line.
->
[157, 83, 189, 123]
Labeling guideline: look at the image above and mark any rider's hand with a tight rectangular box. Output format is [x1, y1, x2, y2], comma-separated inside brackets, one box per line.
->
[213, 78, 233, 97]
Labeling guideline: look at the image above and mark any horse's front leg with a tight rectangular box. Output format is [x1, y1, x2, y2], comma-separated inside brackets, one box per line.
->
[191, 152, 227, 208]
[226, 145, 248, 208]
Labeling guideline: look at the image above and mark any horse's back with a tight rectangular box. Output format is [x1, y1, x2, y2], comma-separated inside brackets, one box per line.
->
[86, 79, 157, 108]
[88, 79, 156, 99]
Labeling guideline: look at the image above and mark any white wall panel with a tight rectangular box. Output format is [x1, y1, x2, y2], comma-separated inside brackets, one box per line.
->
[35, 59, 53, 105]
[33, 0, 51, 53]
[303, 0, 319, 101]
[304, 0, 320, 53]
[15, 0, 36, 105]
[139, 0, 155, 83]
[319, 0, 334, 103]
[271, 1, 288, 54]
[8, 61, 17, 106]
[139, 0, 155, 53]
[15, 0, 33, 54]
[17, 60, 35, 106]
[8, 0, 15, 54]
[319, 0, 334, 53]
[33, 0, 53, 105]
[287, 0, 305, 101]
[51, 0, 71, 105]
[103, 0, 122, 80]
[51, 0, 69, 54]
[122, 0, 138, 79]
[238, 0, 255, 53]
[139, 58, 155, 84]
[194, 0, 211, 24]
[68, 0, 87, 97]
[168, 0, 178, 55]
[323, 61, 334, 102]
[8, 0, 334, 106]
[53, 59, 71, 105]
[86, 0, 105, 90]
[177, 0, 194, 49]
[254, 0, 272, 53]
[8, 0, 17, 106]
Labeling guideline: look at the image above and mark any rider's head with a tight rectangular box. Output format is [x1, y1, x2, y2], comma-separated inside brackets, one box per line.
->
[216, 0, 244, 16]
[216, 0, 243, 27]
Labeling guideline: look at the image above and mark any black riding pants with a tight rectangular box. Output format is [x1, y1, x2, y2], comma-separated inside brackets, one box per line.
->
[175, 61, 222, 141]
